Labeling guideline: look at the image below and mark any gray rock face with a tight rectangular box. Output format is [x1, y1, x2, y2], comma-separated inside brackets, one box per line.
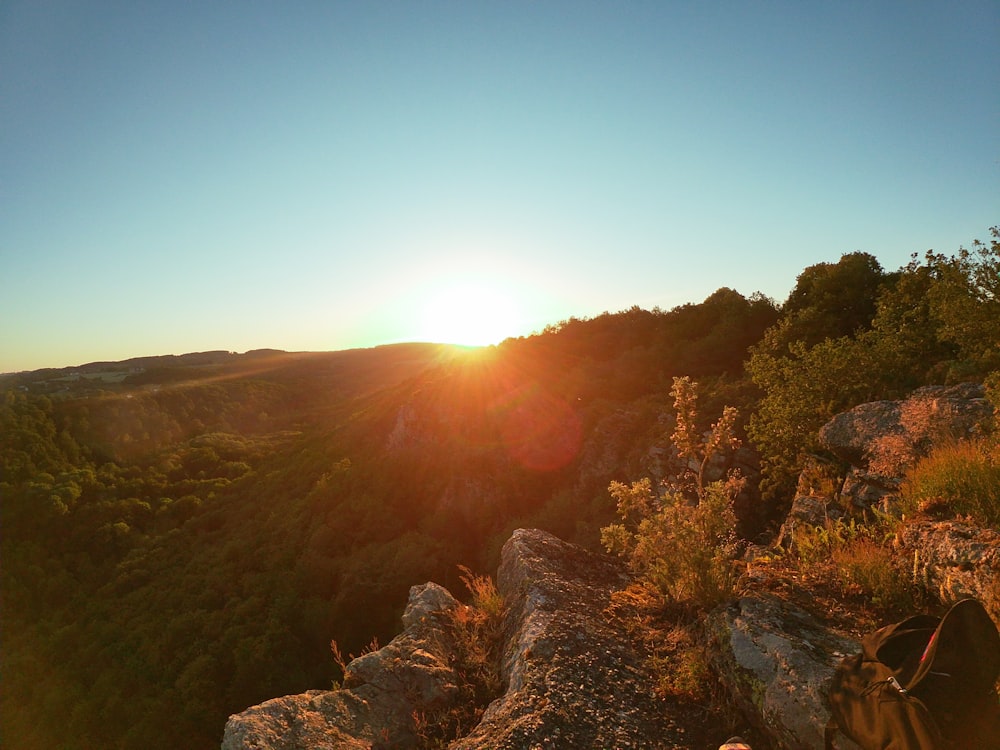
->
[223, 530, 882, 750]
[810, 384, 992, 513]
[775, 494, 836, 550]
[222, 529, 711, 750]
[218, 691, 375, 750]
[840, 467, 899, 509]
[221, 582, 464, 750]
[708, 597, 861, 750]
[451, 528, 686, 749]
[899, 520, 1000, 619]
[819, 385, 990, 469]
[819, 399, 903, 467]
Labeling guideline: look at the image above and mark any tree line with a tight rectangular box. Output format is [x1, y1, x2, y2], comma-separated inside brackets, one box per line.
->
[1, 227, 996, 750]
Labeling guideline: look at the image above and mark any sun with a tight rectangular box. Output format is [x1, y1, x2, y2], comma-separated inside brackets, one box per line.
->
[418, 279, 521, 347]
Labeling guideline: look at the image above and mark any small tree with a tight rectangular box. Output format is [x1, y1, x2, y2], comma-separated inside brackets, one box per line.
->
[602, 378, 744, 607]
[601, 477, 739, 607]
[669, 376, 741, 497]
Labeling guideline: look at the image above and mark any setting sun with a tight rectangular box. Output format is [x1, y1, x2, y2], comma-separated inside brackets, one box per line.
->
[418, 278, 522, 347]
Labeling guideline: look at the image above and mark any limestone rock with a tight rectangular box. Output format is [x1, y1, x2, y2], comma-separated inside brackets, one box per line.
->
[223, 530, 884, 750]
[218, 691, 375, 750]
[819, 400, 902, 467]
[818, 384, 990, 469]
[450, 528, 686, 749]
[401, 581, 462, 629]
[810, 385, 992, 513]
[776, 456, 846, 549]
[840, 467, 899, 510]
[776, 494, 836, 550]
[899, 520, 1000, 619]
[221, 583, 463, 750]
[708, 596, 860, 750]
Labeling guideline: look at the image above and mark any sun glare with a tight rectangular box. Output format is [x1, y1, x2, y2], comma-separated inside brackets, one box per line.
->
[419, 279, 521, 347]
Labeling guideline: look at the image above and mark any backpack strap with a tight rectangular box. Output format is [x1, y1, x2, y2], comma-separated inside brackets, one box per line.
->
[908, 598, 1000, 691]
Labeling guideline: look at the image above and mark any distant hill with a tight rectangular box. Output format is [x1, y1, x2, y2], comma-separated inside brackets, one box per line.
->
[3, 232, 997, 750]
[1, 304, 779, 749]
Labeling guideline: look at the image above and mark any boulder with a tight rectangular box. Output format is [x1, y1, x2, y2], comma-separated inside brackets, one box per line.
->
[451, 528, 687, 749]
[221, 583, 464, 750]
[708, 596, 861, 750]
[218, 691, 376, 750]
[819, 400, 902, 467]
[840, 467, 899, 510]
[775, 494, 836, 550]
[898, 520, 1000, 620]
[818, 385, 990, 469]
[810, 385, 992, 514]
[776, 456, 848, 549]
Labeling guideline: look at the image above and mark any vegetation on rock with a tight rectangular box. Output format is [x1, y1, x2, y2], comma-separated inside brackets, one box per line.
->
[1, 227, 998, 750]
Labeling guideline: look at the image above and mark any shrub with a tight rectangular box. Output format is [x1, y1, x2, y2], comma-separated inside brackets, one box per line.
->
[900, 436, 1000, 526]
[792, 516, 918, 614]
[602, 478, 741, 608]
[602, 378, 747, 608]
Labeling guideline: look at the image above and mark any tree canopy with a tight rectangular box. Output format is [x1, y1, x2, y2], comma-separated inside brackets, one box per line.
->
[2, 227, 998, 750]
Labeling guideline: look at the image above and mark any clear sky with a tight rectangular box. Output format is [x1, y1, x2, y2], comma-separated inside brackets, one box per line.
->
[2, 1, 998, 373]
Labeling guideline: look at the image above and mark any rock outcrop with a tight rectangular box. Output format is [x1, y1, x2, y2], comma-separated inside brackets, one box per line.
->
[451, 528, 685, 749]
[223, 530, 699, 750]
[818, 383, 989, 467]
[221, 583, 466, 750]
[779, 384, 992, 548]
[709, 597, 860, 750]
[224, 522, 1000, 750]
[223, 383, 999, 750]
[817, 383, 991, 510]
[818, 399, 905, 468]
[899, 520, 1000, 620]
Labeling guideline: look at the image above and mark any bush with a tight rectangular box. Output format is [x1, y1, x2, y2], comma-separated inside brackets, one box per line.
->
[901, 436, 1000, 526]
[792, 517, 918, 614]
[602, 478, 740, 608]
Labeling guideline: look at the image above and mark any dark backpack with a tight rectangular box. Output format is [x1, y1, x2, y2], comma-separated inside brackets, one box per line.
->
[826, 598, 1000, 749]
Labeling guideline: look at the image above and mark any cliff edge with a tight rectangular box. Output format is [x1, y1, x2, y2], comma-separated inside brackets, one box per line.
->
[223, 529, 856, 750]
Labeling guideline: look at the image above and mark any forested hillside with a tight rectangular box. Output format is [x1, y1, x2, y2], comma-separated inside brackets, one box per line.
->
[2, 229, 997, 750]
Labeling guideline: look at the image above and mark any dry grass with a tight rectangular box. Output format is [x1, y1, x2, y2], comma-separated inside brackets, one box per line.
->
[414, 567, 506, 749]
[792, 517, 919, 617]
[901, 436, 1000, 526]
[605, 584, 713, 702]
[329, 636, 380, 687]
[458, 564, 505, 622]
[603, 582, 749, 743]
[830, 536, 918, 613]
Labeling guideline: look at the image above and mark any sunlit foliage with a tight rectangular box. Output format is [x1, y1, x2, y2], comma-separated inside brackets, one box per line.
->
[747, 228, 1000, 503]
[2, 228, 998, 750]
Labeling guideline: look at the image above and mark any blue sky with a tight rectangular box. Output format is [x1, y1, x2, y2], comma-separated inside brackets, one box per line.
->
[2, 1, 997, 372]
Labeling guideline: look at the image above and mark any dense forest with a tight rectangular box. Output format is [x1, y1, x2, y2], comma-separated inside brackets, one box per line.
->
[2, 228, 997, 750]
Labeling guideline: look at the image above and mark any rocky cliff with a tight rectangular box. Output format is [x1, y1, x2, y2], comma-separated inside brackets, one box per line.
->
[223, 524, 1000, 750]
[223, 529, 714, 749]
[223, 385, 998, 750]
[224, 527, 874, 749]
